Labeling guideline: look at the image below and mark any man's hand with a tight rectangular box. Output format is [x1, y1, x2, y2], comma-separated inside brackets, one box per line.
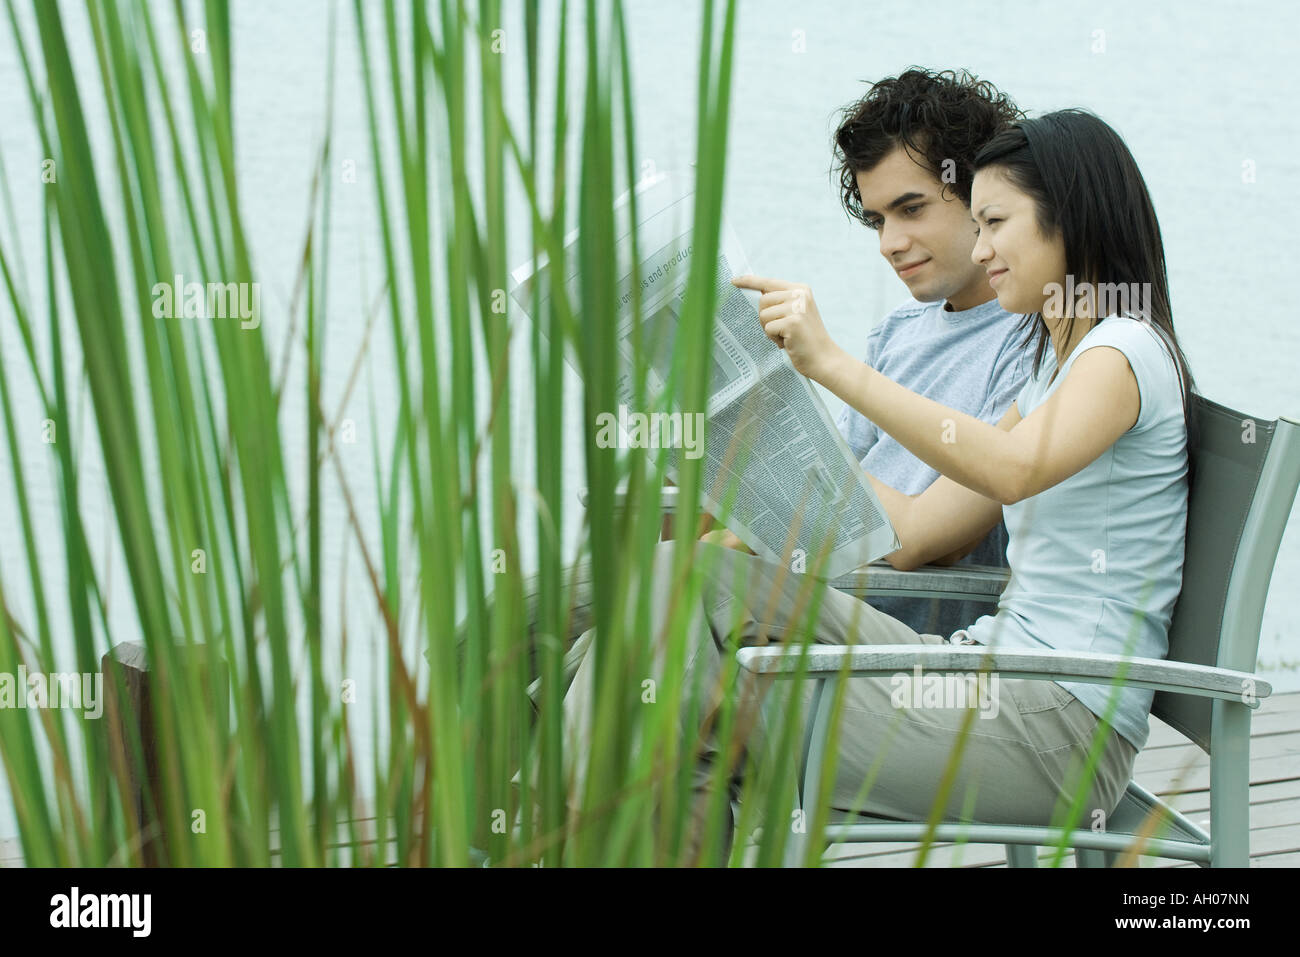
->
[700, 527, 755, 554]
[662, 476, 719, 540]
[731, 274, 850, 384]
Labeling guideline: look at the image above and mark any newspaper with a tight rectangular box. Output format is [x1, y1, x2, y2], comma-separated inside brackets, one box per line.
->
[509, 170, 900, 578]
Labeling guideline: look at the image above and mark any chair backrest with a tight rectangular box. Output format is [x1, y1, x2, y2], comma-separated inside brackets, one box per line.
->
[1154, 394, 1300, 751]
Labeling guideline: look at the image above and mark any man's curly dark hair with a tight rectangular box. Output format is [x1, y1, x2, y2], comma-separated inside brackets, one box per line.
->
[832, 67, 1024, 224]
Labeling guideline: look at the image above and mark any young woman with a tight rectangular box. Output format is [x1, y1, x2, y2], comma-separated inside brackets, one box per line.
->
[563, 110, 1196, 861]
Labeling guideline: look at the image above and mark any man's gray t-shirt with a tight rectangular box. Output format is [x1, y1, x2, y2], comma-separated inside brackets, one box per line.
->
[834, 296, 1032, 639]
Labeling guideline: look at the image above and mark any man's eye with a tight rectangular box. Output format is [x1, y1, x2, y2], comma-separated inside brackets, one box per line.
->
[904, 205, 922, 215]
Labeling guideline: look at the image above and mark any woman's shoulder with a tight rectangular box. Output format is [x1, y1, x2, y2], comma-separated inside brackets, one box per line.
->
[1080, 314, 1185, 432]
[1085, 312, 1164, 345]
[1082, 314, 1178, 373]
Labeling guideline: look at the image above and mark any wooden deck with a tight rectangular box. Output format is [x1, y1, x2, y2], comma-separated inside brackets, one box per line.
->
[3, 690, 1297, 867]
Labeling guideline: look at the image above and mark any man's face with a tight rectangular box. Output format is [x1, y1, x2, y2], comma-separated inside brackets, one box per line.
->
[854, 145, 995, 312]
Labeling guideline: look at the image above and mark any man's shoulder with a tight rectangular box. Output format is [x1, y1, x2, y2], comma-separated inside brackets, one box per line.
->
[874, 297, 1025, 346]
[867, 296, 932, 344]
[960, 302, 1033, 361]
[881, 296, 932, 324]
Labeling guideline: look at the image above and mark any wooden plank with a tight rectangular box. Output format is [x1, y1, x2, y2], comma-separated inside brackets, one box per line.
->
[823, 841, 1077, 868]
[828, 562, 1010, 601]
[1144, 712, 1300, 750]
[0, 836, 21, 868]
[1135, 731, 1300, 776]
[824, 845, 1009, 868]
[1254, 850, 1300, 866]
[1143, 721, 1273, 754]
[1130, 753, 1299, 795]
[1252, 692, 1300, 716]
[1173, 778, 1300, 816]
[1116, 692, 1299, 750]
[1245, 822, 1300, 855]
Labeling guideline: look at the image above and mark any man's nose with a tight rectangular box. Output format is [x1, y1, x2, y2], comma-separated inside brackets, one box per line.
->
[879, 220, 910, 258]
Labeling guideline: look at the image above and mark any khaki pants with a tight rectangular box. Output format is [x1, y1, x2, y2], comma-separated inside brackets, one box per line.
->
[561, 540, 1137, 828]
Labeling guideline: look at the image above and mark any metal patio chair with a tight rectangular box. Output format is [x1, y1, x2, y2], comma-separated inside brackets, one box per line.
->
[736, 394, 1299, 867]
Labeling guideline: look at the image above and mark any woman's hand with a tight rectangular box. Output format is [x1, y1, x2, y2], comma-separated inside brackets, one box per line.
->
[731, 274, 851, 385]
[700, 527, 755, 554]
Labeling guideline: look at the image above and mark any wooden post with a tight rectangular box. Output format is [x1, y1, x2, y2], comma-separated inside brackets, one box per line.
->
[101, 641, 228, 866]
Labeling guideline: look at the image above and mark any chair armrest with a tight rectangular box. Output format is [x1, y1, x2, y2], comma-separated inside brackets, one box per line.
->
[735, 644, 1272, 706]
[525, 629, 594, 709]
[578, 492, 1009, 600]
[579, 486, 679, 514]
[828, 563, 1009, 602]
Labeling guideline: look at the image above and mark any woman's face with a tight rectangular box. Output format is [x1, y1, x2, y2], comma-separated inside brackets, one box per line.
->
[969, 167, 1068, 318]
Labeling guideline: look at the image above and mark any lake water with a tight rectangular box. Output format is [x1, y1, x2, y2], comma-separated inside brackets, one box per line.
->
[1, 0, 1297, 843]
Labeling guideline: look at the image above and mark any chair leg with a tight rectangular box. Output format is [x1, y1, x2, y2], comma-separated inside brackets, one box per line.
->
[1005, 844, 1038, 867]
[786, 681, 834, 868]
[1076, 848, 1109, 868]
[1210, 699, 1251, 867]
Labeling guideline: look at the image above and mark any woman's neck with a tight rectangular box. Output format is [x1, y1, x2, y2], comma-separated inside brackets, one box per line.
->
[1045, 313, 1096, 370]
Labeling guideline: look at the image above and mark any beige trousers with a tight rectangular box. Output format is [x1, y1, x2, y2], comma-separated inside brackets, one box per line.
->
[561, 540, 1137, 829]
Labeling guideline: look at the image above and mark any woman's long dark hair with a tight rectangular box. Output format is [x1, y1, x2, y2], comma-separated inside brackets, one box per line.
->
[972, 110, 1199, 465]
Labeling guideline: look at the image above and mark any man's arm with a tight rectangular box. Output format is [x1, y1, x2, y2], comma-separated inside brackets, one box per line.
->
[700, 527, 754, 553]
[662, 476, 720, 541]
[930, 536, 984, 566]
[866, 402, 1021, 572]
[858, 329, 1020, 569]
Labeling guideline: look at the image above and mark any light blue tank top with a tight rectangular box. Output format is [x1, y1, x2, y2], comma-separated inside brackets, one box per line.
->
[963, 314, 1189, 751]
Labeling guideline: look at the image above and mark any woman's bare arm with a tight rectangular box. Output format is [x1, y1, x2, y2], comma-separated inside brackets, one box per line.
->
[821, 344, 1140, 507]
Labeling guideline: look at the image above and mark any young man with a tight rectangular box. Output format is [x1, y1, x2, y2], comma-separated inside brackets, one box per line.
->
[555, 70, 1040, 862]
[830, 67, 1031, 638]
[714, 68, 1031, 641]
